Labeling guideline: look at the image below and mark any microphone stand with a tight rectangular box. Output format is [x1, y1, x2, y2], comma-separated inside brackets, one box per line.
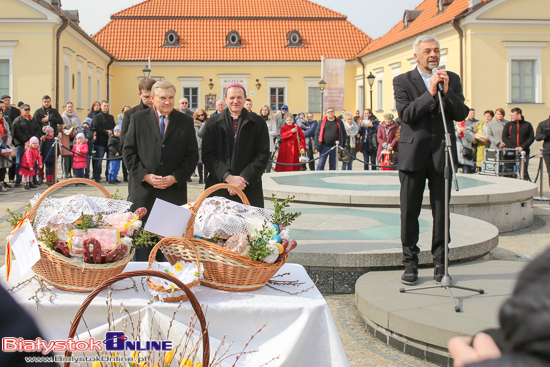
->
[399, 86, 484, 312]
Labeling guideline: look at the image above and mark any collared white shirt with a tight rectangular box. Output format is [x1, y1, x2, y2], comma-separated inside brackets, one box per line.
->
[154, 107, 169, 135]
[417, 66, 432, 91]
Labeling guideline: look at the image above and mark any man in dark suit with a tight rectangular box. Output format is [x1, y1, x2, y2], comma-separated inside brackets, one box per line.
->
[120, 77, 156, 183]
[202, 83, 269, 207]
[124, 81, 198, 260]
[393, 35, 469, 285]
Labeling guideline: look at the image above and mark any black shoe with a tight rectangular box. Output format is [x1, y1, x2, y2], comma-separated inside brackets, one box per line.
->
[94, 178, 101, 183]
[199, 178, 204, 184]
[24, 183, 31, 190]
[14, 182, 21, 188]
[434, 266, 448, 283]
[114, 179, 121, 183]
[187, 178, 192, 182]
[29, 183, 37, 189]
[3, 182, 11, 188]
[401, 267, 418, 285]
[108, 181, 116, 185]
[124, 178, 128, 182]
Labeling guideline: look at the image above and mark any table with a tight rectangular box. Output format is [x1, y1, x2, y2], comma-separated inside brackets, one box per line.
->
[1, 262, 348, 367]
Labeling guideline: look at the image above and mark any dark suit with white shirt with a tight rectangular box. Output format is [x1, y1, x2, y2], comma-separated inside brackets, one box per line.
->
[393, 67, 469, 268]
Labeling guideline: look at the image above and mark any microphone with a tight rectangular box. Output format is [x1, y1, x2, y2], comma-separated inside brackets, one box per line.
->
[432, 67, 444, 92]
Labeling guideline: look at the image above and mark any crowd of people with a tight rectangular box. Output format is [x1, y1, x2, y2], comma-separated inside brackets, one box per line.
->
[0, 87, 548, 194]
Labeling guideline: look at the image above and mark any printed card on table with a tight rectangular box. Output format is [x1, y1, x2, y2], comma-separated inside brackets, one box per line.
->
[144, 198, 193, 238]
[8, 220, 41, 276]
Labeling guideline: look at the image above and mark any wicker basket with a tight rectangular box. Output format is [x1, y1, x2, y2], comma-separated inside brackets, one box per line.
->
[29, 178, 135, 292]
[64, 270, 210, 367]
[147, 237, 201, 302]
[161, 183, 288, 292]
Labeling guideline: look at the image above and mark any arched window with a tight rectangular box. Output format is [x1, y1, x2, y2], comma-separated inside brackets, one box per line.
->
[226, 30, 242, 48]
[286, 30, 304, 48]
[162, 30, 182, 48]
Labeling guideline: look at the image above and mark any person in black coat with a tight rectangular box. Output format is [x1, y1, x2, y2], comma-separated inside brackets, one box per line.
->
[32, 95, 63, 136]
[393, 35, 469, 285]
[121, 78, 156, 184]
[124, 81, 198, 260]
[502, 107, 534, 180]
[92, 101, 116, 182]
[202, 83, 270, 208]
[13, 105, 41, 186]
[40, 126, 58, 185]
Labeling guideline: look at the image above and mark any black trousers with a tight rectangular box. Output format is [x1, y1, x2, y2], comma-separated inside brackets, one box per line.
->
[399, 159, 451, 268]
[544, 153, 550, 184]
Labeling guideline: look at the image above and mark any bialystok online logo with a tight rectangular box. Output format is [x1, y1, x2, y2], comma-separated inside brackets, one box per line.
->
[2, 331, 173, 355]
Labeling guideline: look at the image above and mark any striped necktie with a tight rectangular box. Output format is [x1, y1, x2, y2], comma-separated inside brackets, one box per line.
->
[160, 115, 166, 139]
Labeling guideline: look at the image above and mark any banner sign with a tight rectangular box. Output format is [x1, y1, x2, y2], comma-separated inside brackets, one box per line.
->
[322, 58, 346, 111]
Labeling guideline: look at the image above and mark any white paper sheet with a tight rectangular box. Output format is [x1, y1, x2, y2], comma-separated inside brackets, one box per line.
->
[144, 198, 193, 237]
[7, 220, 40, 276]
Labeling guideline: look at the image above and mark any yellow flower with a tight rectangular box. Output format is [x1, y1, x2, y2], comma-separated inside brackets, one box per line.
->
[174, 263, 183, 272]
[169, 272, 174, 276]
[92, 363, 102, 367]
[132, 351, 140, 360]
[139, 363, 148, 367]
[194, 363, 202, 367]
[164, 350, 175, 365]
[179, 358, 193, 367]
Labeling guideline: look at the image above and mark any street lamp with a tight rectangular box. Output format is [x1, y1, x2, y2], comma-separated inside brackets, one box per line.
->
[367, 72, 375, 111]
[255, 79, 262, 90]
[319, 79, 326, 120]
[208, 78, 214, 90]
[142, 65, 151, 78]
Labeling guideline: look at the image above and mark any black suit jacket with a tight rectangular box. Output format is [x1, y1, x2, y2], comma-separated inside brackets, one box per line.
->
[202, 108, 269, 207]
[393, 68, 469, 172]
[121, 101, 149, 146]
[123, 108, 198, 220]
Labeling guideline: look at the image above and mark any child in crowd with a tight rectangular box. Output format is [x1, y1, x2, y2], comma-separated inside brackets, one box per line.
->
[81, 119, 94, 179]
[340, 112, 359, 170]
[275, 113, 306, 172]
[107, 125, 121, 184]
[40, 126, 57, 186]
[71, 133, 88, 183]
[20, 137, 42, 190]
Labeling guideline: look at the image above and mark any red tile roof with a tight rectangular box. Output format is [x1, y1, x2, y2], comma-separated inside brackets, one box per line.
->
[93, 0, 371, 61]
[358, 0, 492, 57]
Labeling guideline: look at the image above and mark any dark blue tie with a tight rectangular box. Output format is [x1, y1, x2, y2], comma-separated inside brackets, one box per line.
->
[160, 115, 166, 139]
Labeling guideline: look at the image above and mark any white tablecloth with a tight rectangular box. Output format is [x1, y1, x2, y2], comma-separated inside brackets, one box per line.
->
[1, 262, 348, 367]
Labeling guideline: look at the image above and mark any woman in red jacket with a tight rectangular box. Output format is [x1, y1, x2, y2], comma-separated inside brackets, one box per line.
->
[275, 113, 306, 172]
[377, 113, 400, 165]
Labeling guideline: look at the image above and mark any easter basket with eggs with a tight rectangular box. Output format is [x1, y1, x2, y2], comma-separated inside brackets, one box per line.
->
[14, 178, 156, 292]
[160, 184, 300, 291]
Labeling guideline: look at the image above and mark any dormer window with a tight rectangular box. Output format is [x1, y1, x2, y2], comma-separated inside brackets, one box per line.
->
[161, 30, 182, 48]
[438, 0, 454, 11]
[286, 30, 304, 48]
[403, 10, 422, 28]
[225, 30, 242, 48]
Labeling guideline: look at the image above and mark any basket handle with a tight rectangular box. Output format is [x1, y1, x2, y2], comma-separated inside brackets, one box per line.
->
[148, 236, 201, 272]
[64, 270, 210, 367]
[28, 178, 111, 220]
[185, 183, 250, 238]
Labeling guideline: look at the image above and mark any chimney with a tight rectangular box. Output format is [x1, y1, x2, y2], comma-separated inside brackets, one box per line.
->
[469, 0, 482, 8]
[63, 10, 79, 26]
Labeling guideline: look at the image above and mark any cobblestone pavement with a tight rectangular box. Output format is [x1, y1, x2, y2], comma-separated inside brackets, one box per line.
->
[1, 165, 550, 366]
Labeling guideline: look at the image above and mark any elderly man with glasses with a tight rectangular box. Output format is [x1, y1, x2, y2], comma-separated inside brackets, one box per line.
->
[179, 98, 194, 117]
[314, 107, 345, 170]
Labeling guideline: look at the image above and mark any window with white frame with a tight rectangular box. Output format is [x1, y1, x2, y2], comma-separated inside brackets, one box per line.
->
[511, 60, 535, 103]
[0, 41, 17, 97]
[88, 75, 92, 108]
[374, 68, 383, 111]
[357, 85, 364, 112]
[307, 87, 321, 113]
[182, 87, 199, 110]
[64, 65, 70, 104]
[266, 77, 289, 112]
[178, 77, 203, 111]
[96, 68, 103, 101]
[503, 41, 547, 104]
[0, 60, 8, 97]
[77, 71, 82, 109]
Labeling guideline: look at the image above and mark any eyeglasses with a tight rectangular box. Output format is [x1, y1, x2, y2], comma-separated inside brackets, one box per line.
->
[327, 110, 335, 114]
[180, 102, 188, 105]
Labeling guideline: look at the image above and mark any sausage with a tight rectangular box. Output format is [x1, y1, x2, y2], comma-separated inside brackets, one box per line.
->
[105, 243, 128, 263]
[53, 240, 71, 258]
[82, 238, 102, 264]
